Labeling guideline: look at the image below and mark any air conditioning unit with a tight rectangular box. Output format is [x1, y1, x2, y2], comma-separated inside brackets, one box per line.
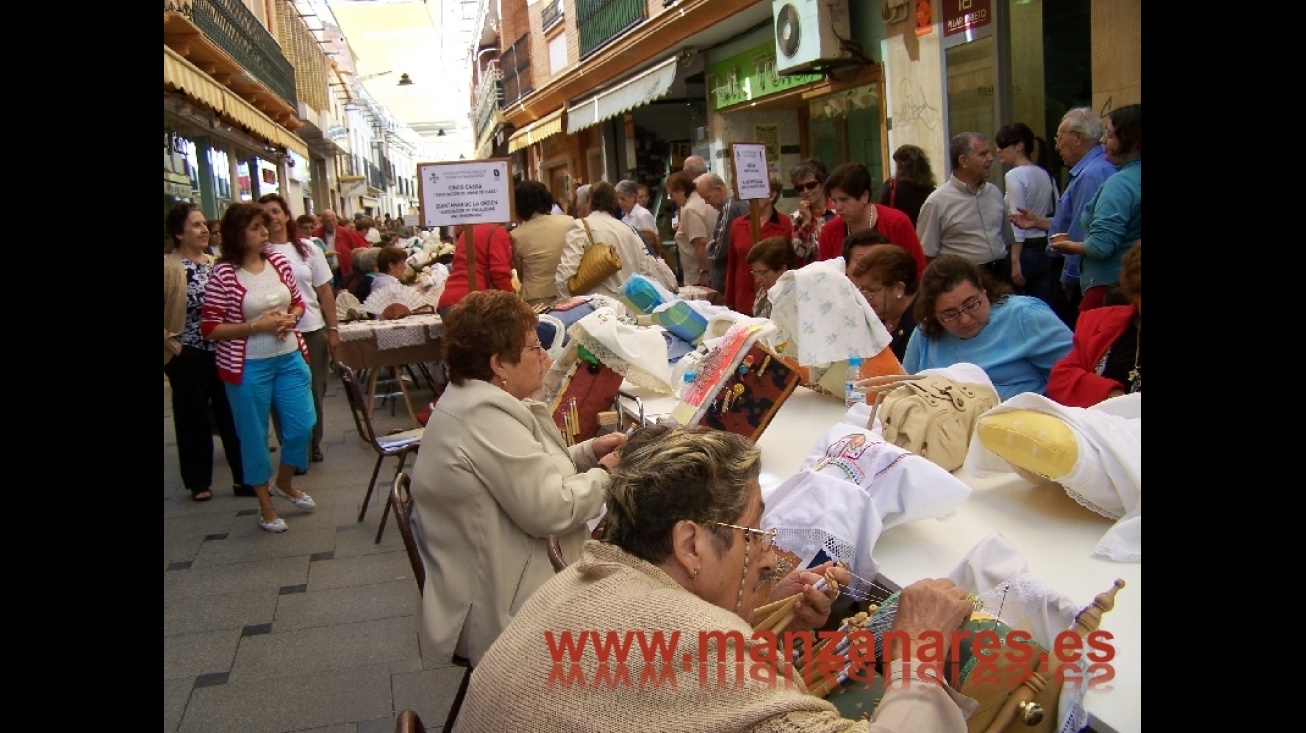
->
[772, 0, 852, 75]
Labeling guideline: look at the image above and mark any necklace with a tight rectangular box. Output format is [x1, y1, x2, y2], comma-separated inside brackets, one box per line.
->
[1127, 328, 1141, 384]
[845, 205, 879, 237]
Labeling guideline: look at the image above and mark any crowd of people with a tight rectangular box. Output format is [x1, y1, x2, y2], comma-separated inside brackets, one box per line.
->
[165, 103, 1139, 730]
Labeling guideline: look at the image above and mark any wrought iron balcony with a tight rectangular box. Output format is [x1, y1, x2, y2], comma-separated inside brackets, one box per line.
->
[577, 0, 646, 59]
[542, 0, 564, 32]
[500, 34, 533, 107]
[367, 161, 388, 192]
[163, 0, 298, 111]
[473, 60, 503, 141]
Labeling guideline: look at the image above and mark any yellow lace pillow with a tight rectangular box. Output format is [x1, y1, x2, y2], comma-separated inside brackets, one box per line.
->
[975, 409, 1078, 481]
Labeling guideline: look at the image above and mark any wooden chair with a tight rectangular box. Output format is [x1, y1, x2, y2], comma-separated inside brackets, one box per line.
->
[391, 472, 425, 592]
[392, 472, 471, 733]
[335, 361, 424, 541]
[395, 710, 427, 733]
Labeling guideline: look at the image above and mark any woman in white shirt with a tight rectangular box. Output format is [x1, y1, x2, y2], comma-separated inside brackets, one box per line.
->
[259, 194, 340, 466]
[996, 123, 1059, 310]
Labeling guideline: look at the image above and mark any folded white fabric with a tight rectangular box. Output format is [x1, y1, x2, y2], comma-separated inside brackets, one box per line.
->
[800, 422, 973, 529]
[568, 306, 674, 393]
[946, 534, 1089, 733]
[767, 256, 892, 367]
[964, 392, 1141, 562]
[762, 470, 885, 595]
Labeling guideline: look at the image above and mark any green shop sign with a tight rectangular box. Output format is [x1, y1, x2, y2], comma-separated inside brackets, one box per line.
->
[706, 43, 823, 112]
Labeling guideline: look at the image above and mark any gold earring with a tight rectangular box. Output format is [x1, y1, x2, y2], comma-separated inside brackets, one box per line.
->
[689, 567, 700, 581]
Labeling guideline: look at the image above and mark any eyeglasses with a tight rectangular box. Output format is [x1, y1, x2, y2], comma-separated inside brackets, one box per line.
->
[750, 268, 774, 279]
[709, 522, 777, 553]
[857, 284, 884, 299]
[523, 341, 546, 357]
[797, 180, 823, 192]
[936, 295, 984, 323]
[1101, 129, 1117, 140]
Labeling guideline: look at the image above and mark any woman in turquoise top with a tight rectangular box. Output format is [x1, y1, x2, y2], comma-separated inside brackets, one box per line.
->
[1051, 103, 1141, 311]
[903, 255, 1072, 401]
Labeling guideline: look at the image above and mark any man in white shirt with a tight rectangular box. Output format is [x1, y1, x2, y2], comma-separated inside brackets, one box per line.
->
[615, 180, 656, 234]
[916, 132, 1014, 283]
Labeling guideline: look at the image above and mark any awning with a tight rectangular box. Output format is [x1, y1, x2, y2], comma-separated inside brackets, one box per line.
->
[164, 46, 309, 160]
[567, 56, 678, 134]
[507, 108, 565, 154]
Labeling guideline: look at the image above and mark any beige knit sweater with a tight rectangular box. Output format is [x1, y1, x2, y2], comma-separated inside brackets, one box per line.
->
[452, 541, 973, 732]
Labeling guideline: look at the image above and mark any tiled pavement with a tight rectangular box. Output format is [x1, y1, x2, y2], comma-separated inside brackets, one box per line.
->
[163, 371, 464, 733]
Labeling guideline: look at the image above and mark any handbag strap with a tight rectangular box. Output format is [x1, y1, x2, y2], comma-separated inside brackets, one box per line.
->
[580, 218, 596, 249]
[888, 178, 897, 209]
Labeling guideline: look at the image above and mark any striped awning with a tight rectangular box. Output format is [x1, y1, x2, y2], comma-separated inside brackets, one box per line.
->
[164, 46, 309, 159]
[507, 108, 565, 154]
[567, 56, 678, 134]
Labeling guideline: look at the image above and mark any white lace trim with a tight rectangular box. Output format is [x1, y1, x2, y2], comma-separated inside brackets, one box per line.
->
[571, 331, 669, 393]
[771, 528, 870, 598]
[1061, 485, 1122, 520]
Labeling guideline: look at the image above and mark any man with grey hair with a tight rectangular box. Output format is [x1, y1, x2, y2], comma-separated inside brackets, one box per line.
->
[916, 131, 1014, 283]
[1010, 107, 1117, 325]
[695, 173, 749, 293]
[683, 154, 708, 177]
[615, 179, 656, 233]
[573, 184, 593, 219]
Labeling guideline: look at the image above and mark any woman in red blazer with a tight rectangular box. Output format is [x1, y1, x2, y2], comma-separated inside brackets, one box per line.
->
[1046, 242, 1141, 408]
[438, 223, 515, 314]
[724, 174, 793, 314]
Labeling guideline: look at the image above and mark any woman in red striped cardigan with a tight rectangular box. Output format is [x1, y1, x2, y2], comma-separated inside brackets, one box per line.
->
[201, 203, 318, 533]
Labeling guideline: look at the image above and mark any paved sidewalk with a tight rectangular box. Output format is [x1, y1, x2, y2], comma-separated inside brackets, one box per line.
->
[163, 372, 463, 733]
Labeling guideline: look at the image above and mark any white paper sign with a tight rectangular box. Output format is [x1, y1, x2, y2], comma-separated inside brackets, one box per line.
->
[418, 159, 512, 227]
[402, 214, 419, 227]
[731, 143, 770, 200]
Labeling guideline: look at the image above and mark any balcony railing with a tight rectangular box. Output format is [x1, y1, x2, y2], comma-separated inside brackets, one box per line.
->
[500, 34, 533, 107]
[367, 161, 388, 192]
[164, 0, 298, 110]
[542, 0, 564, 32]
[577, 0, 646, 59]
[473, 60, 503, 141]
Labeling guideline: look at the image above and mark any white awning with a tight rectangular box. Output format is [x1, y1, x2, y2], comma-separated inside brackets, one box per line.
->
[507, 108, 565, 153]
[566, 56, 678, 134]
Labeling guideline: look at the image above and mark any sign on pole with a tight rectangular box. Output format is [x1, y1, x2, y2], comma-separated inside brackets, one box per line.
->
[417, 158, 513, 228]
[729, 143, 771, 201]
[416, 158, 514, 294]
[729, 142, 770, 244]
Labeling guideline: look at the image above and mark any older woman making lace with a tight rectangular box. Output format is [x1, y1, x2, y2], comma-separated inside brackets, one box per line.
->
[453, 424, 976, 732]
[411, 290, 626, 669]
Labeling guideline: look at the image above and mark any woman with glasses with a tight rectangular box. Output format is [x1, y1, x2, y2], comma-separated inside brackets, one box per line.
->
[410, 290, 626, 669]
[849, 243, 921, 361]
[904, 255, 1072, 401]
[788, 157, 834, 266]
[455, 423, 977, 732]
[743, 236, 792, 318]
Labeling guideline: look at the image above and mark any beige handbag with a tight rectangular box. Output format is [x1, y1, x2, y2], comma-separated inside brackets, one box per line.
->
[871, 375, 999, 472]
[566, 219, 622, 295]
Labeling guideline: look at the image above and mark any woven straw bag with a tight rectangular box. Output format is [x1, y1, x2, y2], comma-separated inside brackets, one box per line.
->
[567, 219, 622, 295]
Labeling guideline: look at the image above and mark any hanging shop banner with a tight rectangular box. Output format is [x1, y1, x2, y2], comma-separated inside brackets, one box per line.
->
[706, 43, 822, 112]
[730, 143, 771, 201]
[417, 158, 513, 227]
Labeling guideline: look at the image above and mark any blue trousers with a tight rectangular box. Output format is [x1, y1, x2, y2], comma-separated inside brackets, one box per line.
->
[225, 351, 314, 486]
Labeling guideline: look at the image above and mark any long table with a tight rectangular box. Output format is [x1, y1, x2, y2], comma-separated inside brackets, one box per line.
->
[617, 383, 1140, 733]
[337, 314, 443, 427]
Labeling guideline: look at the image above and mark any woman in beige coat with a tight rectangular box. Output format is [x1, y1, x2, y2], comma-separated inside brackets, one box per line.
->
[410, 290, 625, 668]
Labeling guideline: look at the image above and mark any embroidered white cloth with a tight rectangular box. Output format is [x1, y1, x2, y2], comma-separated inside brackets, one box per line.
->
[766, 256, 893, 367]
[567, 306, 673, 393]
[762, 423, 973, 595]
[964, 392, 1141, 563]
[800, 422, 973, 529]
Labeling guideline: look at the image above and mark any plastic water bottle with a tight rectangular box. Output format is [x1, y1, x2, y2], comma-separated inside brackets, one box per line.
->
[844, 356, 865, 408]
